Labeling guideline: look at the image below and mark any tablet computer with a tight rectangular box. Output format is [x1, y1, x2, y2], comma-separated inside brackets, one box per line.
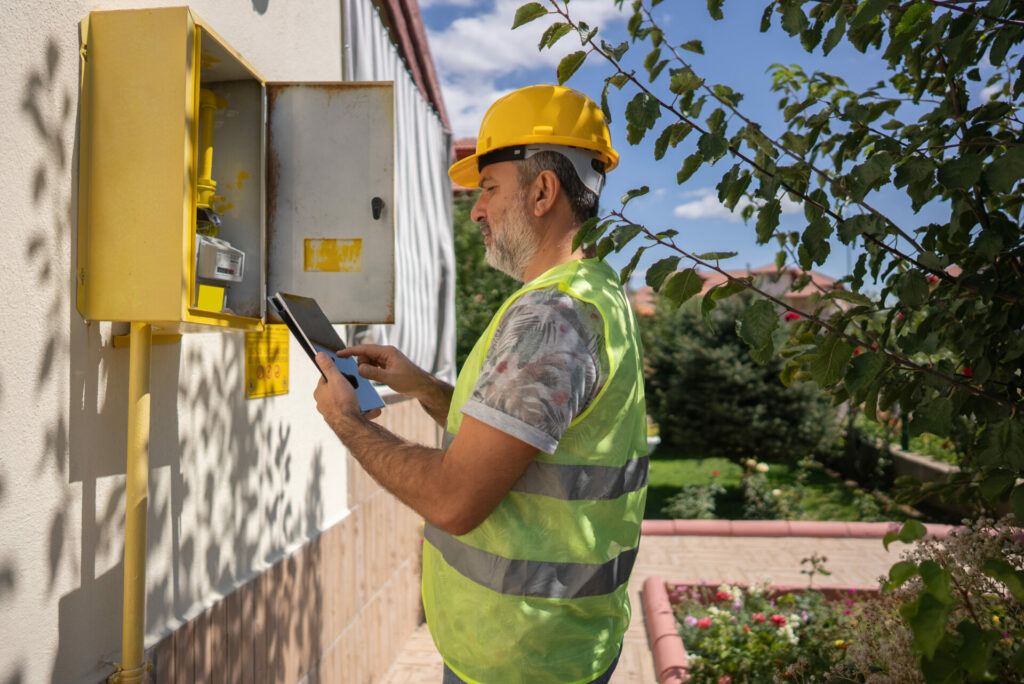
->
[268, 292, 385, 412]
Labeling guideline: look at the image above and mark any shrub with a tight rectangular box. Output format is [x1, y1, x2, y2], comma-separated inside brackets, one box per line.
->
[833, 516, 1024, 682]
[640, 293, 838, 464]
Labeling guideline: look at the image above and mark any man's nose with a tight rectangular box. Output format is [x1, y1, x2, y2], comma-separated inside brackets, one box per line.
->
[471, 193, 487, 224]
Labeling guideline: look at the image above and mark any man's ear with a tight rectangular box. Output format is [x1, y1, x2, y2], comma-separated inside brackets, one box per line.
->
[529, 169, 561, 218]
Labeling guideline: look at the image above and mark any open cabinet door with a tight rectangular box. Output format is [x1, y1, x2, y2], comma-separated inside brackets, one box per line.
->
[266, 82, 395, 324]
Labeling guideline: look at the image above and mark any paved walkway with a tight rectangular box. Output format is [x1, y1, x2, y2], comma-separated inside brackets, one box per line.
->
[379, 532, 903, 684]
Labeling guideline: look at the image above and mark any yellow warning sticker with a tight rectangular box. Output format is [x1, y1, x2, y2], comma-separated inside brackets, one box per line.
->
[304, 238, 363, 272]
[245, 324, 289, 399]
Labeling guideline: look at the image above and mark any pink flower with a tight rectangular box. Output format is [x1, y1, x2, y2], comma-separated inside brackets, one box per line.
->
[743, 625, 751, 633]
[697, 618, 713, 630]
[752, 613, 766, 623]
[715, 591, 732, 602]
[718, 676, 733, 684]
[770, 614, 787, 627]
[684, 615, 698, 626]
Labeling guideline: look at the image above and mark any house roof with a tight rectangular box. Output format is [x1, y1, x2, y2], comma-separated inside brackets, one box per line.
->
[697, 265, 841, 297]
[373, 0, 450, 132]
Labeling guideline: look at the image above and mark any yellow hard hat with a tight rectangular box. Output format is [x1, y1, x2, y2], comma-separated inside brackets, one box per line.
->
[449, 84, 619, 194]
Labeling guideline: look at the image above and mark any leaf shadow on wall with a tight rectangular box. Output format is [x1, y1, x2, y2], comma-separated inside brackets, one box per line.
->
[42, 28, 318, 682]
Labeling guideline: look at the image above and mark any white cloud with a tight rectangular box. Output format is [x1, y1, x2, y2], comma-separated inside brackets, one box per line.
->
[672, 187, 801, 223]
[426, 0, 625, 136]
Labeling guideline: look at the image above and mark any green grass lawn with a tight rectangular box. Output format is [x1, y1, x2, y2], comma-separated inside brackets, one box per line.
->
[645, 446, 918, 522]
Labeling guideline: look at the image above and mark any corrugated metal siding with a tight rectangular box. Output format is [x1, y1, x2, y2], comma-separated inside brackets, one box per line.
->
[343, 0, 457, 384]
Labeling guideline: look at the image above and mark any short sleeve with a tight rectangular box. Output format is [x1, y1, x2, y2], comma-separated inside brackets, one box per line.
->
[461, 289, 608, 454]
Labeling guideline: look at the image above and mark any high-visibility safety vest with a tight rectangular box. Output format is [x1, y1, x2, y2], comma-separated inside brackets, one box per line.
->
[422, 258, 648, 684]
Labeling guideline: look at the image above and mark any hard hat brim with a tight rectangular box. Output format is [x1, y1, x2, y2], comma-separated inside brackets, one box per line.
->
[448, 154, 481, 189]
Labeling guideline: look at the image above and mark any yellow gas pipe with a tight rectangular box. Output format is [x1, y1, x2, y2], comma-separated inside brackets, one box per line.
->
[111, 322, 153, 683]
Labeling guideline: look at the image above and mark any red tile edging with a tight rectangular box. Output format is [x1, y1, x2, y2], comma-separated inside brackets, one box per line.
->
[643, 575, 687, 684]
[641, 519, 954, 539]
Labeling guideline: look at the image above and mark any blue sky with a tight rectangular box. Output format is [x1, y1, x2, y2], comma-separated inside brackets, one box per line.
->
[419, 1, 953, 284]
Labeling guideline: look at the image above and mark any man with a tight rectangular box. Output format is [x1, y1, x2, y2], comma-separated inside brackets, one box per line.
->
[313, 84, 648, 684]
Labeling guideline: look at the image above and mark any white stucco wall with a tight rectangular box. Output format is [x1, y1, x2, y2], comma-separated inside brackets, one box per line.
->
[0, 2, 420, 682]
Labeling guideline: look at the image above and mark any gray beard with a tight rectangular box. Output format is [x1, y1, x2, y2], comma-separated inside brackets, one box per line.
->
[483, 196, 538, 281]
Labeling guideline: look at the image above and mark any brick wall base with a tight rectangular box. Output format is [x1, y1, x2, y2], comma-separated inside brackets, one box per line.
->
[145, 397, 440, 683]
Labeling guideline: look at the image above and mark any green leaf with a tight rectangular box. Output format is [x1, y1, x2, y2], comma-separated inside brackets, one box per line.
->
[512, 3, 548, 29]
[646, 257, 680, 290]
[850, 0, 890, 30]
[664, 268, 703, 307]
[572, 217, 600, 252]
[918, 560, 954, 604]
[707, 0, 724, 20]
[701, 286, 718, 326]
[801, 218, 831, 266]
[896, 270, 930, 307]
[697, 133, 729, 161]
[695, 251, 738, 261]
[909, 397, 953, 438]
[677, 153, 703, 184]
[756, 199, 782, 243]
[538, 22, 573, 50]
[625, 92, 662, 145]
[902, 593, 952, 660]
[896, 3, 933, 35]
[680, 39, 704, 54]
[602, 40, 629, 62]
[983, 559, 1024, 601]
[885, 560, 919, 590]
[845, 350, 886, 396]
[900, 518, 928, 543]
[670, 67, 703, 95]
[714, 278, 748, 299]
[610, 224, 642, 252]
[837, 214, 883, 242]
[810, 333, 854, 387]
[653, 122, 692, 161]
[977, 418, 1024, 470]
[737, 299, 778, 351]
[618, 246, 646, 285]
[983, 146, 1024, 194]
[621, 186, 650, 206]
[937, 155, 984, 191]
[955, 621, 995, 678]
[557, 50, 588, 85]
[824, 289, 873, 307]
[1012, 484, 1024, 522]
[979, 469, 1015, 504]
[781, 4, 809, 36]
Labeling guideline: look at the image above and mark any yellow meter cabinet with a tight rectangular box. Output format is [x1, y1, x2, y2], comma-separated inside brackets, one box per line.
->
[76, 7, 395, 332]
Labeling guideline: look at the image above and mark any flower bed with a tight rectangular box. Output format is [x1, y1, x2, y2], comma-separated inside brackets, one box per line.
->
[643, 576, 878, 683]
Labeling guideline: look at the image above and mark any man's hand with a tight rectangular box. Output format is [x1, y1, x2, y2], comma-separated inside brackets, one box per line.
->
[313, 352, 380, 430]
[338, 344, 425, 396]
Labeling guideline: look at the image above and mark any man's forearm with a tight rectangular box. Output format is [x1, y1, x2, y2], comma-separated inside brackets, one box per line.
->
[329, 411, 454, 528]
[411, 372, 454, 428]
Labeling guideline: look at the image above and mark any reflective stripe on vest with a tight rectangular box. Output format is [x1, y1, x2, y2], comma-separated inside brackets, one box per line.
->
[444, 430, 648, 501]
[424, 523, 638, 599]
[512, 455, 649, 500]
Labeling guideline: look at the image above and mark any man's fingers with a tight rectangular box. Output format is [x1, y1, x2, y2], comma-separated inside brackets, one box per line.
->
[315, 351, 342, 379]
[357, 362, 385, 383]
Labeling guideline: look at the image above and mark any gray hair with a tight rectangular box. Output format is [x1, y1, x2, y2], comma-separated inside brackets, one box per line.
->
[516, 151, 600, 226]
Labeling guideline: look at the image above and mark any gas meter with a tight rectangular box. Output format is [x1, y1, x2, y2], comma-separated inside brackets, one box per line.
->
[76, 7, 395, 332]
